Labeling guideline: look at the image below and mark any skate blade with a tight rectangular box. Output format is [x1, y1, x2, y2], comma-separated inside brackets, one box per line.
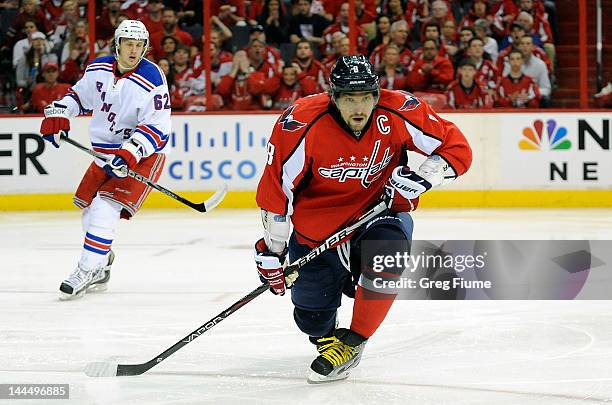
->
[307, 370, 350, 384]
[58, 288, 87, 301]
[87, 282, 108, 293]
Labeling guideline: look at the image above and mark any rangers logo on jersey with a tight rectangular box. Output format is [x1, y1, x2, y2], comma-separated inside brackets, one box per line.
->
[279, 105, 307, 132]
[397, 91, 420, 111]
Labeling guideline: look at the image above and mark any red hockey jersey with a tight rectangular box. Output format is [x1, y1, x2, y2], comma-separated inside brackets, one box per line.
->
[256, 90, 472, 247]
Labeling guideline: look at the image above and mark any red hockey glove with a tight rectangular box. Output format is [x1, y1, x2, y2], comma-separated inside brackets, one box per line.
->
[40, 102, 70, 148]
[254, 238, 288, 295]
[103, 139, 144, 179]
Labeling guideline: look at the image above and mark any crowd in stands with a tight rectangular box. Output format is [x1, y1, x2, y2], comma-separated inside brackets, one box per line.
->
[0, 0, 561, 112]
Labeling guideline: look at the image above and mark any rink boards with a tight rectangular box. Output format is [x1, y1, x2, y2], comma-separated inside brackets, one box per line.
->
[0, 111, 611, 209]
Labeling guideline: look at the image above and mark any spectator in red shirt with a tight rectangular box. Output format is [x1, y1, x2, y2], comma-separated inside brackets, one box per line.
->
[59, 34, 88, 84]
[120, 0, 149, 20]
[267, 64, 319, 110]
[458, 0, 505, 38]
[181, 45, 226, 112]
[293, 38, 328, 91]
[441, 19, 459, 58]
[466, 37, 499, 97]
[474, 19, 499, 65]
[150, 8, 193, 60]
[514, 7, 555, 64]
[95, 0, 122, 42]
[452, 26, 475, 66]
[322, 0, 376, 24]
[322, 35, 349, 75]
[247, 24, 282, 74]
[378, 44, 407, 90]
[156, 35, 178, 62]
[41, 0, 66, 21]
[157, 57, 185, 111]
[30, 61, 71, 112]
[353, 0, 377, 25]
[414, 23, 448, 59]
[446, 58, 491, 109]
[406, 39, 454, 93]
[496, 49, 540, 108]
[370, 19, 412, 71]
[172, 45, 194, 92]
[384, 0, 419, 29]
[216, 47, 273, 110]
[2, 0, 52, 51]
[141, 0, 164, 34]
[498, 22, 552, 74]
[211, 0, 246, 27]
[321, 2, 368, 56]
[422, 0, 455, 32]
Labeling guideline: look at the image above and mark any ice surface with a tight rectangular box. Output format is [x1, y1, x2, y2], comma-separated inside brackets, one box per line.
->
[1, 208, 612, 404]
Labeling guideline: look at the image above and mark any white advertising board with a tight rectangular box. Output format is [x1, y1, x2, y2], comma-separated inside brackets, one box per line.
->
[0, 112, 609, 196]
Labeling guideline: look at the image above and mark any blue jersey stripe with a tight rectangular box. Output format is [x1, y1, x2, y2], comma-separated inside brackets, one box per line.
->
[91, 142, 122, 148]
[127, 77, 152, 92]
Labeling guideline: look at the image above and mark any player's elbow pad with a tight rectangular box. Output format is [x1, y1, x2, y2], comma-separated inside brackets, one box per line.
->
[261, 209, 290, 253]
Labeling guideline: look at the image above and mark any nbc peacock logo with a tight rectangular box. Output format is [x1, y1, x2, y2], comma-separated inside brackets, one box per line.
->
[519, 119, 571, 151]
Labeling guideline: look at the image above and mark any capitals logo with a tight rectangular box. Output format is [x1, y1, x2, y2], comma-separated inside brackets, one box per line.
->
[519, 119, 571, 151]
[397, 91, 421, 111]
[279, 105, 307, 131]
[318, 140, 394, 188]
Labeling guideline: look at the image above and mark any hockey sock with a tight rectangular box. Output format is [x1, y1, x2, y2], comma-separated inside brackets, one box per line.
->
[79, 196, 122, 270]
[350, 285, 396, 339]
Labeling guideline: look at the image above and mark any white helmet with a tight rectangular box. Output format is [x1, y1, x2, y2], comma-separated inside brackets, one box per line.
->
[114, 20, 149, 63]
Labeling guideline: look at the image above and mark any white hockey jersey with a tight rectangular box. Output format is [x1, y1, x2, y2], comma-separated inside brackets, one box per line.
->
[59, 55, 171, 162]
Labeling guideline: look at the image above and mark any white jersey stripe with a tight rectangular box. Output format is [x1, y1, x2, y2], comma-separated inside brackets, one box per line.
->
[403, 121, 442, 155]
[280, 138, 306, 216]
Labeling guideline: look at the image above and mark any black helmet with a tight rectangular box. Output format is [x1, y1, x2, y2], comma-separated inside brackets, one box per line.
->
[329, 55, 379, 99]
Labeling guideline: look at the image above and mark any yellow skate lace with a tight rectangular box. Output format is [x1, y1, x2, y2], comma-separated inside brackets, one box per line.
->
[315, 336, 339, 354]
[320, 341, 355, 367]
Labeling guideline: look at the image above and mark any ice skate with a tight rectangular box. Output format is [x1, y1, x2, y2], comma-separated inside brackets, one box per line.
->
[59, 250, 115, 300]
[307, 328, 367, 384]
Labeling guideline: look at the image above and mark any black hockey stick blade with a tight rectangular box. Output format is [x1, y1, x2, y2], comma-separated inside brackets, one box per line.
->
[85, 283, 270, 377]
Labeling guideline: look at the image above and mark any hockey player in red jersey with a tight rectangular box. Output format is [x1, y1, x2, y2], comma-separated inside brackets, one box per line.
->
[253, 55, 472, 383]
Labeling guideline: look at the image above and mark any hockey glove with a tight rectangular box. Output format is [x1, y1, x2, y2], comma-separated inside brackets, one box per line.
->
[40, 102, 70, 148]
[103, 139, 145, 179]
[254, 238, 289, 295]
[384, 166, 431, 211]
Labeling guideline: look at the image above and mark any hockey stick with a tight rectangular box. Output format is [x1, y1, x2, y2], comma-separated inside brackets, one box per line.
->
[84, 200, 388, 377]
[60, 134, 227, 212]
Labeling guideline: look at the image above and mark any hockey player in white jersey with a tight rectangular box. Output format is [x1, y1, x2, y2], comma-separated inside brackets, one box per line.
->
[39, 20, 171, 300]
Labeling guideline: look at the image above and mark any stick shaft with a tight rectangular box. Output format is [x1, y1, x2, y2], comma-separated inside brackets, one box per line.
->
[109, 201, 387, 376]
[61, 135, 210, 212]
